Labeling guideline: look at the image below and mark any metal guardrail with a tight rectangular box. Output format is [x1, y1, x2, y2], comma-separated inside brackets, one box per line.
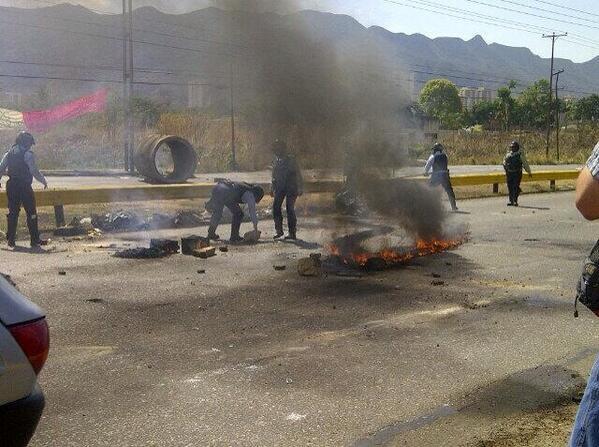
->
[0, 171, 580, 226]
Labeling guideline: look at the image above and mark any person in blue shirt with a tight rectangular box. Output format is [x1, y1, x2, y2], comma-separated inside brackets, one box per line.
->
[572, 141, 599, 447]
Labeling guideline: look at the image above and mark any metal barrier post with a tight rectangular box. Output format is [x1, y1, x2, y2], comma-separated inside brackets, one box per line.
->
[54, 205, 66, 227]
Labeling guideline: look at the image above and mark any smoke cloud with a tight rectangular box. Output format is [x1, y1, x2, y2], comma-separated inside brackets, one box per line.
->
[211, 0, 449, 240]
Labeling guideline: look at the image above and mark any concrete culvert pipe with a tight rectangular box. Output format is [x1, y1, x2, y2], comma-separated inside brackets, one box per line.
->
[134, 135, 198, 184]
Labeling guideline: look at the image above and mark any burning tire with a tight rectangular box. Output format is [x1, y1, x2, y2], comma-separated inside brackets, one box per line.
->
[134, 135, 198, 184]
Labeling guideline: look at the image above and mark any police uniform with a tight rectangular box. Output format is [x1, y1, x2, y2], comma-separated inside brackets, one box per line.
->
[503, 142, 531, 206]
[424, 145, 458, 211]
[205, 181, 263, 242]
[272, 154, 303, 239]
[0, 132, 47, 247]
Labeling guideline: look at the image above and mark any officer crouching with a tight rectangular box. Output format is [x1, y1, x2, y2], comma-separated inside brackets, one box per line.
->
[205, 180, 264, 243]
[0, 131, 48, 248]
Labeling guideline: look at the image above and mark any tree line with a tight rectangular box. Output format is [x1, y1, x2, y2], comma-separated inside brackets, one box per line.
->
[416, 78, 599, 131]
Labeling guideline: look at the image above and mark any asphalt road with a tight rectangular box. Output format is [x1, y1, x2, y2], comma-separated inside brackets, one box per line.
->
[40, 164, 581, 189]
[3, 191, 598, 446]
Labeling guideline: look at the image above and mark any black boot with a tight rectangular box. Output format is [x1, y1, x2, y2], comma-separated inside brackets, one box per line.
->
[27, 214, 45, 247]
[6, 213, 17, 247]
[207, 225, 220, 241]
[285, 226, 297, 241]
[274, 221, 284, 239]
[230, 213, 243, 243]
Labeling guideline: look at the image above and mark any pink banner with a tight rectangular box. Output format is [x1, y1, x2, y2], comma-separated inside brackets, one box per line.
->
[22, 89, 108, 132]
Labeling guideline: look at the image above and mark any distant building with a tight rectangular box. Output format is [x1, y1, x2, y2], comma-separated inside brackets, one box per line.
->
[459, 87, 496, 109]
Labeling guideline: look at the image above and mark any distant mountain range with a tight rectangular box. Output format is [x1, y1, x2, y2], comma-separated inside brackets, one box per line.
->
[0, 4, 597, 107]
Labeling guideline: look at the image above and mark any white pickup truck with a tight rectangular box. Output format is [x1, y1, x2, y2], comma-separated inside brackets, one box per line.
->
[0, 275, 49, 447]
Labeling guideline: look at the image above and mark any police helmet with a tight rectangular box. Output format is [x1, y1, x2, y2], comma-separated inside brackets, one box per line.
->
[252, 185, 265, 203]
[16, 131, 35, 148]
[432, 143, 444, 153]
[510, 141, 520, 151]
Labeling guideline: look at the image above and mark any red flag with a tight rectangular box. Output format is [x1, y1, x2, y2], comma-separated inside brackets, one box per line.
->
[22, 89, 108, 132]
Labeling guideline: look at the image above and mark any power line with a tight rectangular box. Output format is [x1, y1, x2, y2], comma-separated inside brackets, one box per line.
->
[530, 0, 599, 19]
[496, 0, 597, 25]
[383, 0, 599, 52]
[461, 0, 599, 32]
[383, 0, 559, 35]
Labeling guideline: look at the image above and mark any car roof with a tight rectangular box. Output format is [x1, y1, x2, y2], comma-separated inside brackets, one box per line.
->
[0, 276, 44, 326]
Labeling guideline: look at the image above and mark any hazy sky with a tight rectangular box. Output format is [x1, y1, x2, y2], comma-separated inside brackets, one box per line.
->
[4, 0, 598, 63]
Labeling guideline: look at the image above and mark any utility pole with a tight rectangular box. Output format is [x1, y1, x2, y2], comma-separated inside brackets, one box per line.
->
[127, 0, 134, 173]
[122, 0, 134, 172]
[122, 0, 129, 172]
[229, 60, 237, 171]
[542, 32, 567, 157]
[554, 69, 564, 162]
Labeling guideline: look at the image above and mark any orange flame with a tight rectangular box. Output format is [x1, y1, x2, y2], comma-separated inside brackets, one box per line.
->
[328, 237, 465, 267]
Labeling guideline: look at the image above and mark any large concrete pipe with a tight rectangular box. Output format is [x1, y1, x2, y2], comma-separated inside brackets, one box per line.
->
[134, 135, 198, 184]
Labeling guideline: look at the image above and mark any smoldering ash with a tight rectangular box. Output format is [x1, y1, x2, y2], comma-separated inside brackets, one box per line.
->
[211, 0, 448, 240]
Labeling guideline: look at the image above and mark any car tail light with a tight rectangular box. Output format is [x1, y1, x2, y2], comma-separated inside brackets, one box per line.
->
[8, 318, 50, 375]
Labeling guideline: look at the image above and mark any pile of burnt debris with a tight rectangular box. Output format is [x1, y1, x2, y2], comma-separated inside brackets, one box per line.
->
[56, 209, 273, 237]
[54, 217, 102, 239]
[114, 236, 225, 260]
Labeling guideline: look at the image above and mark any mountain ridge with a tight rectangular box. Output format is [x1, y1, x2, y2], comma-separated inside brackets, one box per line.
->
[0, 4, 596, 105]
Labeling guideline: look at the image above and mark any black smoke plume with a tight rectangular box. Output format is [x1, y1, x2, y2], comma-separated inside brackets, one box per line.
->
[211, 0, 449, 240]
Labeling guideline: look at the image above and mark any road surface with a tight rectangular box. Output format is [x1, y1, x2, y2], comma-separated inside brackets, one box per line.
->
[2, 191, 595, 446]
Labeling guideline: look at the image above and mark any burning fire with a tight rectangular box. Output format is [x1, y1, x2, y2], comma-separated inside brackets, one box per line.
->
[328, 237, 466, 268]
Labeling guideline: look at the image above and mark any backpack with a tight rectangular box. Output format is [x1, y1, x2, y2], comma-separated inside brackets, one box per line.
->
[504, 151, 523, 172]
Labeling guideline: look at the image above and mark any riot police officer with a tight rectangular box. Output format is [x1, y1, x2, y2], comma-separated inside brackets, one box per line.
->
[205, 180, 264, 243]
[424, 143, 458, 211]
[503, 141, 532, 207]
[0, 131, 48, 248]
[271, 140, 303, 240]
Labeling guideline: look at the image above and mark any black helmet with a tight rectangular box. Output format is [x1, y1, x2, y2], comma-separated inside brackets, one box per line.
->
[16, 131, 35, 148]
[252, 185, 265, 203]
[272, 139, 287, 155]
[510, 141, 520, 151]
[432, 143, 444, 153]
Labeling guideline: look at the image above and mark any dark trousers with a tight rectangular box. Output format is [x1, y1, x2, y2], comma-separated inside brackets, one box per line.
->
[506, 171, 522, 204]
[430, 172, 457, 210]
[273, 191, 298, 236]
[6, 179, 40, 244]
[207, 183, 243, 239]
